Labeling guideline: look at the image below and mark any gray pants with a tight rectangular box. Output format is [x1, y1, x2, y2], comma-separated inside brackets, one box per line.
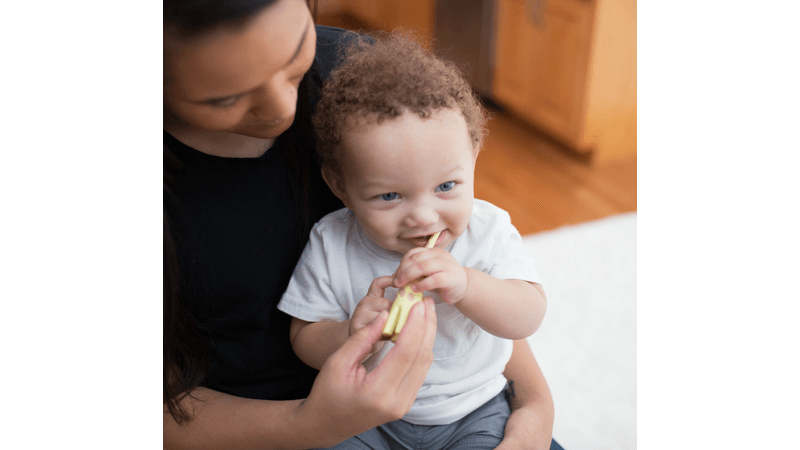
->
[321, 390, 510, 450]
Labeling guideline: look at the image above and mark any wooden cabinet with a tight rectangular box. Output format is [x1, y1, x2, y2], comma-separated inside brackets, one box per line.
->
[321, 0, 636, 162]
[493, 0, 636, 162]
[337, 0, 436, 44]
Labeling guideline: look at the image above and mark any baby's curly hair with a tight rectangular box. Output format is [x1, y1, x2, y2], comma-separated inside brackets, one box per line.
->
[313, 31, 488, 175]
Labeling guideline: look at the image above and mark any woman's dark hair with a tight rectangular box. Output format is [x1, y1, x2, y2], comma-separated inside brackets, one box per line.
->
[164, 0, 318, 37]
[165, 0, 277, 37]
[163, 181, 210, 424]
[163, 0, 319, 424]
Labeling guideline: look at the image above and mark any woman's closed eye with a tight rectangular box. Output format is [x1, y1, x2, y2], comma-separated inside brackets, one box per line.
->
[206, 95, 242, 108]
[380, 192, 399, 201]
[436, 181, 456, 192]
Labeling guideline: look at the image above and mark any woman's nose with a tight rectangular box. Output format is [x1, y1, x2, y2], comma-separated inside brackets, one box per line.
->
[251, 80, 297, 120]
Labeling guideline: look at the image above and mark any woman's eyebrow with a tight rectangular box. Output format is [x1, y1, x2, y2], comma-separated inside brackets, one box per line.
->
[197, 20, 311, 104]
[286, 19, 311, 66]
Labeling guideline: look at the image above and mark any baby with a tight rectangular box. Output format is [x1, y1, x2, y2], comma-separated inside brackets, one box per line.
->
[278, 33, 547, 449]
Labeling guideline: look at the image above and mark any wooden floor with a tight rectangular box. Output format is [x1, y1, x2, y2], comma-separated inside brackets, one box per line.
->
[316, 13, 637, 235]
[476, 111, 637, 235]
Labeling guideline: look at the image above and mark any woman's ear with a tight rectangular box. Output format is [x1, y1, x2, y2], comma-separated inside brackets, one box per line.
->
[321, 166, 348, 204]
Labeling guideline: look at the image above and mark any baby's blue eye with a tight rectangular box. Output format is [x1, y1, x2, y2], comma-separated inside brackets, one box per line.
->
[437, 181, 456, 192]
[380, 193, 399, 201]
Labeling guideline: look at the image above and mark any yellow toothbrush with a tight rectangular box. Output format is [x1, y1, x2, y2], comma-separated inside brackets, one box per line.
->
[381, 231, 441, 341]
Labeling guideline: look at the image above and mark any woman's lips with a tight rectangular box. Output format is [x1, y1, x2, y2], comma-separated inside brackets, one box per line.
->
[263, 117, 288, 127]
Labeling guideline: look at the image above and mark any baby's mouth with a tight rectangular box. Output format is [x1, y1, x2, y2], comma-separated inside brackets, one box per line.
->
[409, 231, 443, 247]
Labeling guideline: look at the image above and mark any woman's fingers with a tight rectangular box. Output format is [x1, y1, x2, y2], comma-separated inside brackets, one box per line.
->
[368, 299, 436, 405]
[393, 299, 437, 400]
[302, 311, 397, 442]
[310, 299, 436, 432]
[332, 310, 389, 373]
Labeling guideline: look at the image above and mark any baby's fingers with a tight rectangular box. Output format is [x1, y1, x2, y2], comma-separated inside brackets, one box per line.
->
[409, 270, 450, 293]
[367, 275, 395, 298]
[351, 299, 393, 336]
[357, 295, 392, 314]
[393, 254, 445, 287]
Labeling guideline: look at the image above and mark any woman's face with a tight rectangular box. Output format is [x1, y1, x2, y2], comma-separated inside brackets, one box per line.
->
[163, 0, 316, 139]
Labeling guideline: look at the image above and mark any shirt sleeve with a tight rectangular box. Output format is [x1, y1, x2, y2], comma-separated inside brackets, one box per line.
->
[277, 223, 350, 323]
[485, 208, 542, 284]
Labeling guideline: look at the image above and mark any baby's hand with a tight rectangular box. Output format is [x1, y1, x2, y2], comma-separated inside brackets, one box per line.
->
[393, 247, 468, 305]
[350, 276, 394, 355]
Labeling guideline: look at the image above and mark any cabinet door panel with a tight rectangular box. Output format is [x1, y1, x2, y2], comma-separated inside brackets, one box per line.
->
[493, 0, 594, 149]
[527, 0, 592, 140]
[343, 0, 385, 28]
[494, 0, 533, 108]
[340, 0, 435, 45]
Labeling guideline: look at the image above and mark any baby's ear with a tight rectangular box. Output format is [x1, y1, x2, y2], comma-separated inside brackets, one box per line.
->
[321, 166, 347, 203]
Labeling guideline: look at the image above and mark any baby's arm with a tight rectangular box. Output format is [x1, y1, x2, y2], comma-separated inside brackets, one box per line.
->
[289, 276, 395, 370]
[290, 318, 351, 370]
[456, 270, 546, 339]
[394, 248, 546, 340]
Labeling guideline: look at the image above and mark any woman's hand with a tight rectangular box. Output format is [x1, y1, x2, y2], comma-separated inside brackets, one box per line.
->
[495, 340, 555, 450]
[349, 276, 393, 355]
[297, 297, 437, 448]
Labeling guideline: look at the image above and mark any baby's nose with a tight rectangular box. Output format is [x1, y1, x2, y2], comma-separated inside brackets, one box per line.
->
[404, 204, 438, 228]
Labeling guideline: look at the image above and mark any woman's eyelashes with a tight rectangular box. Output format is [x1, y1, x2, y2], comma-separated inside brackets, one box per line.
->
[206, 95, 242, 108]
[206, 70, 304, 110]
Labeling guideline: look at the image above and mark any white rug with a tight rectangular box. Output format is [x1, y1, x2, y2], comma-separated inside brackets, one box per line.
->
[522, 213, 637, 450]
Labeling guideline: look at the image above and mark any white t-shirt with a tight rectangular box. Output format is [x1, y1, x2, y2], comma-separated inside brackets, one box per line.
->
[278, 199, 541, 425]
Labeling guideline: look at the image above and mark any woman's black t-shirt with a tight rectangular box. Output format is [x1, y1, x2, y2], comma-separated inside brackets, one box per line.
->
[164, 26, 347, 401]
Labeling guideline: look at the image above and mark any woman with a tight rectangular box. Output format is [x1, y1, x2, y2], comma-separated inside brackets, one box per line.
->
[163, 0, 560, 448]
